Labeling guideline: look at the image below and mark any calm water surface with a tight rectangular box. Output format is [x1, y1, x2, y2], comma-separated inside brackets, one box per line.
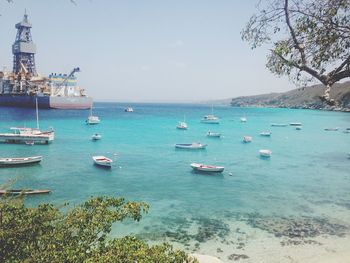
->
[1, 103, 349, 260]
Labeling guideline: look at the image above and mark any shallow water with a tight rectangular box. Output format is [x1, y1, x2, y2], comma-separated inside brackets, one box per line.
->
[1, 103, 349, 261]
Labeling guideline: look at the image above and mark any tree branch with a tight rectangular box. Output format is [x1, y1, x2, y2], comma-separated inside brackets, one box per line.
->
[284, 0, 307, 65]
[330, 55, 350, 76]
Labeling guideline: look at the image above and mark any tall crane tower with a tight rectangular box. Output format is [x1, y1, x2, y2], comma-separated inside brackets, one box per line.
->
[12, 11, 37, 76]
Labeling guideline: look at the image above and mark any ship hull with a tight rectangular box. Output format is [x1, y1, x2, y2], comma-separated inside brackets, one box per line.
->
[0, 95, 92, 109]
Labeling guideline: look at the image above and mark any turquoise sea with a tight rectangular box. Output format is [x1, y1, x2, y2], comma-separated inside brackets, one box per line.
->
[1, 103, 349, 261]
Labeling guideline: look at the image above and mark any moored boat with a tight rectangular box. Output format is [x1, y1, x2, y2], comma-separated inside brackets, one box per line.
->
[175, 143, 207, 149]
[190, 163, 224, 173]
[290, 122, 302, 126]
[91, 133, 102, 140]
[0, 156, 42, 166]
[324, 128, 338, 131]
[207, 131, 221, 138]
[0, 127, 54, 144]
[243, 136, 252, 143]
[0, 189, 50, 195]
[86, 105, 100, 124]
[201, 115, 220, 124]
[259, 149, 272, 157]
[0, 98, 54, 144]
[260, 131, 272, 137]
[296, 126, 302, 130]
[176, 121, 188, 130]
[271, 123, 288, 127]
[124, 107, 134, 112]
[201, 105, 219, 124]
[92, 156, 112, 167]
[240, 117, 247, 122]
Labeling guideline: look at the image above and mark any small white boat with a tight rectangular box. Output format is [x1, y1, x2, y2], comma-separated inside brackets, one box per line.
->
[125, 107, 134, 112]
[91, 133, 102, 140]
[243, 136, 252, 143]
[0, 156, 42, 167]
[176, 121, 188, 130]
[92, 156, 113, 167]
[207, 131, 221, 138]
[271, 123, 288, 127]
[324, 128, 338, 131]
[191, 163, 224, 173]
[240, 117, 247, 122]
[290, 122, 302, 126]
[25, 140, 34, 145]
[86, 106, 100, 125]
[259, 149, 272, 157]
[296, 126, 302, 130]
[201, 105, 220, 124]
[175, 143, 207, 149]
[260, 131, 272, 137]
[201, 115, 220, 124]
[86, 115, 100, 125]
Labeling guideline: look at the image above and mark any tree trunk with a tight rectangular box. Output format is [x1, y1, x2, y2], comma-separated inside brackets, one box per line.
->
[320, 84, 336, 106]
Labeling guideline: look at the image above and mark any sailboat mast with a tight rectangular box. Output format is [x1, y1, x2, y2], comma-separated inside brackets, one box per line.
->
[36, 98, 39, 130]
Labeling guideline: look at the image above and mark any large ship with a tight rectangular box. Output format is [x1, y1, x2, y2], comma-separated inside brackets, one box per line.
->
[0, 12, 92, 109]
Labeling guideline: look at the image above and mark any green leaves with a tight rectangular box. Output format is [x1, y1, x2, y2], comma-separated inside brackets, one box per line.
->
[242, 0, 350, 98]
[0, 196, 195, 262]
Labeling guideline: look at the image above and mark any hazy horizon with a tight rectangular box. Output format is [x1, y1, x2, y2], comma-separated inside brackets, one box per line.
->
[0, 0, 296, 102]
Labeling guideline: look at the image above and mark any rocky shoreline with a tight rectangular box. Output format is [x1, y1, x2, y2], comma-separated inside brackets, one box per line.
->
[230, 81, 350, 112]
[230, 104, 350, 113]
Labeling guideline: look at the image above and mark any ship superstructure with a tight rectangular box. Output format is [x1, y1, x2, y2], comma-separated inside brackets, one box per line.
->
[0, 12, 92, 109]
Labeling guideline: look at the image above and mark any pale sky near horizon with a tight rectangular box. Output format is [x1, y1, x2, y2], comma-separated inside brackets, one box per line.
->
[0, 0, 295, 102]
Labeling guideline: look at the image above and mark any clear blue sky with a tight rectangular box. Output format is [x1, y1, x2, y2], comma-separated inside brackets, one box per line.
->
[0, 0, 294, 102]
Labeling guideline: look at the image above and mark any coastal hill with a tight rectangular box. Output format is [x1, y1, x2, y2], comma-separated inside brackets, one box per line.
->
[229, 81, 350, 111]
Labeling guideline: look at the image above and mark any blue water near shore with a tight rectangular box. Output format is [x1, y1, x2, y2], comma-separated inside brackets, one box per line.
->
[1, 103, 349, 256]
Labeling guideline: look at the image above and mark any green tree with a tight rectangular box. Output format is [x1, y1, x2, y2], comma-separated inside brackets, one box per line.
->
[0, 195, 197, 262]
[242, 0, 350, 105]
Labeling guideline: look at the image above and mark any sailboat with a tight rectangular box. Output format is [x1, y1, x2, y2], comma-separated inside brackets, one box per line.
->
[201, 105, 219, 124]
[0, 98, 54, 144]
[176, 115, 188, 130]
[86, 104, 100, 125]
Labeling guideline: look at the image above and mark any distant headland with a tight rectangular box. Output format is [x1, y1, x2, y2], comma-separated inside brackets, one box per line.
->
[228, 82, 350, 112]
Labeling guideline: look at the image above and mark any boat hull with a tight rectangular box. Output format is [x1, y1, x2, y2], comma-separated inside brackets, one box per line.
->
[0, 95, 92, 109]
[0, 189, 50, 195]
[191, 163, 224, 173]
[0, 156, 42, 167]
[175, 143, 207, 149]
[92, 156, 112, 168]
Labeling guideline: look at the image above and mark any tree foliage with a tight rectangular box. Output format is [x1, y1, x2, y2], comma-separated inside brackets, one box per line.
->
[0, 195, 197, 263]
[242, 0, 350, 104]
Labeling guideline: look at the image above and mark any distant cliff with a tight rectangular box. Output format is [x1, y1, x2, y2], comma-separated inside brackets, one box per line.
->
[230, 82, 350, 112]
